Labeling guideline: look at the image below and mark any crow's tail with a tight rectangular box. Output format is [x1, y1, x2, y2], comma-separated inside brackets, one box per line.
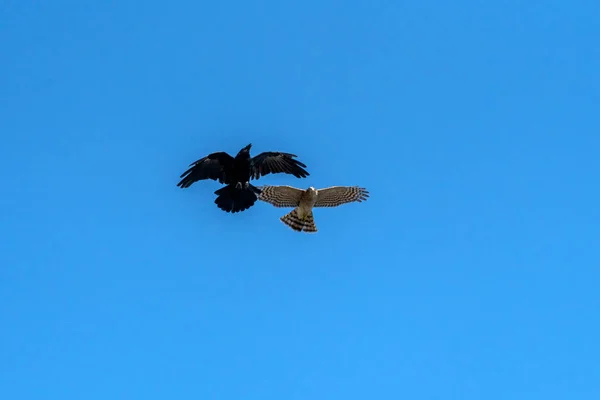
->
[214, 183, 261, 213]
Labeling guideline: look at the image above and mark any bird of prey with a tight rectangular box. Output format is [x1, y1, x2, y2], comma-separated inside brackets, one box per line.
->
[258, 185, 369, 232]
[177, 143, 310, 213]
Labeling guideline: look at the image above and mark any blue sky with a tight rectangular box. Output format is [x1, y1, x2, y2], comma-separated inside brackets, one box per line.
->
[1, 0, 599, 398]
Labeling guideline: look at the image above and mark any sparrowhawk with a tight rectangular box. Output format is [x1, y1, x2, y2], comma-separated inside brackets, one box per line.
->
[258, 185, 369, 232]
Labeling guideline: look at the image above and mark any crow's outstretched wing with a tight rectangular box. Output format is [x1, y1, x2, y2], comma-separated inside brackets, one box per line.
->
[251, 152, 309, 180]
[177, 151, 234, 188]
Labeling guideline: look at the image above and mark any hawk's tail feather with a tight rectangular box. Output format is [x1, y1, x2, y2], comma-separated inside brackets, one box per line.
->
[214, 183, 261, 213]
[280, 208, 317, 233]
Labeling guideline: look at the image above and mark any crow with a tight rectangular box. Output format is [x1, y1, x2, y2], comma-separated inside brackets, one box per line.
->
[177, 143, 310, 213]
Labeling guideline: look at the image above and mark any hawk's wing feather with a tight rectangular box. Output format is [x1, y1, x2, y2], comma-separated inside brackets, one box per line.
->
[314, 186, 369, 207]
[258, 185, 304, 207]
[251, 152, 309, 180]
[177, 151, 234, 188]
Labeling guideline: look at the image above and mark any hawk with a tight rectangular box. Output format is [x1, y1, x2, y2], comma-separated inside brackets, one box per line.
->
[258, 185, 369, 232]
[177, 144, 310, 213]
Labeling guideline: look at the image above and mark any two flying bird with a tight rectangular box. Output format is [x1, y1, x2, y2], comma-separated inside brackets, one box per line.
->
[177, 143, 369, 233]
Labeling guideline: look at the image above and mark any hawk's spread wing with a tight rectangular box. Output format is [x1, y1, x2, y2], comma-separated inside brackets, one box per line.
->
[177, 151, 234, 188]
[314, 186, 369, 207]
[251, 152, 309, 180]
[258, 185, 304, 207]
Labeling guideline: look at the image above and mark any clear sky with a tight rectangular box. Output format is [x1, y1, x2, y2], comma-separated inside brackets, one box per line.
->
[1, 1, 599, 398]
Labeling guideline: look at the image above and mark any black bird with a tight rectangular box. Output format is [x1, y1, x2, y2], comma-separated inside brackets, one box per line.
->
[177, 143, 310, 213]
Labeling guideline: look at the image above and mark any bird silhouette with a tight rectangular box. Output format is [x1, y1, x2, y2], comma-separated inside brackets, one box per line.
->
[177, 143, 310, 213]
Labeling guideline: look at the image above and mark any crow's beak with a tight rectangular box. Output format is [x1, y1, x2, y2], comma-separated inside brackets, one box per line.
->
[244, 143, 252, 151]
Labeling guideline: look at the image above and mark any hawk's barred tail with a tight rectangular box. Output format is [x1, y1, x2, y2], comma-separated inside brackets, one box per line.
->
[280, 208, 318, 233]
